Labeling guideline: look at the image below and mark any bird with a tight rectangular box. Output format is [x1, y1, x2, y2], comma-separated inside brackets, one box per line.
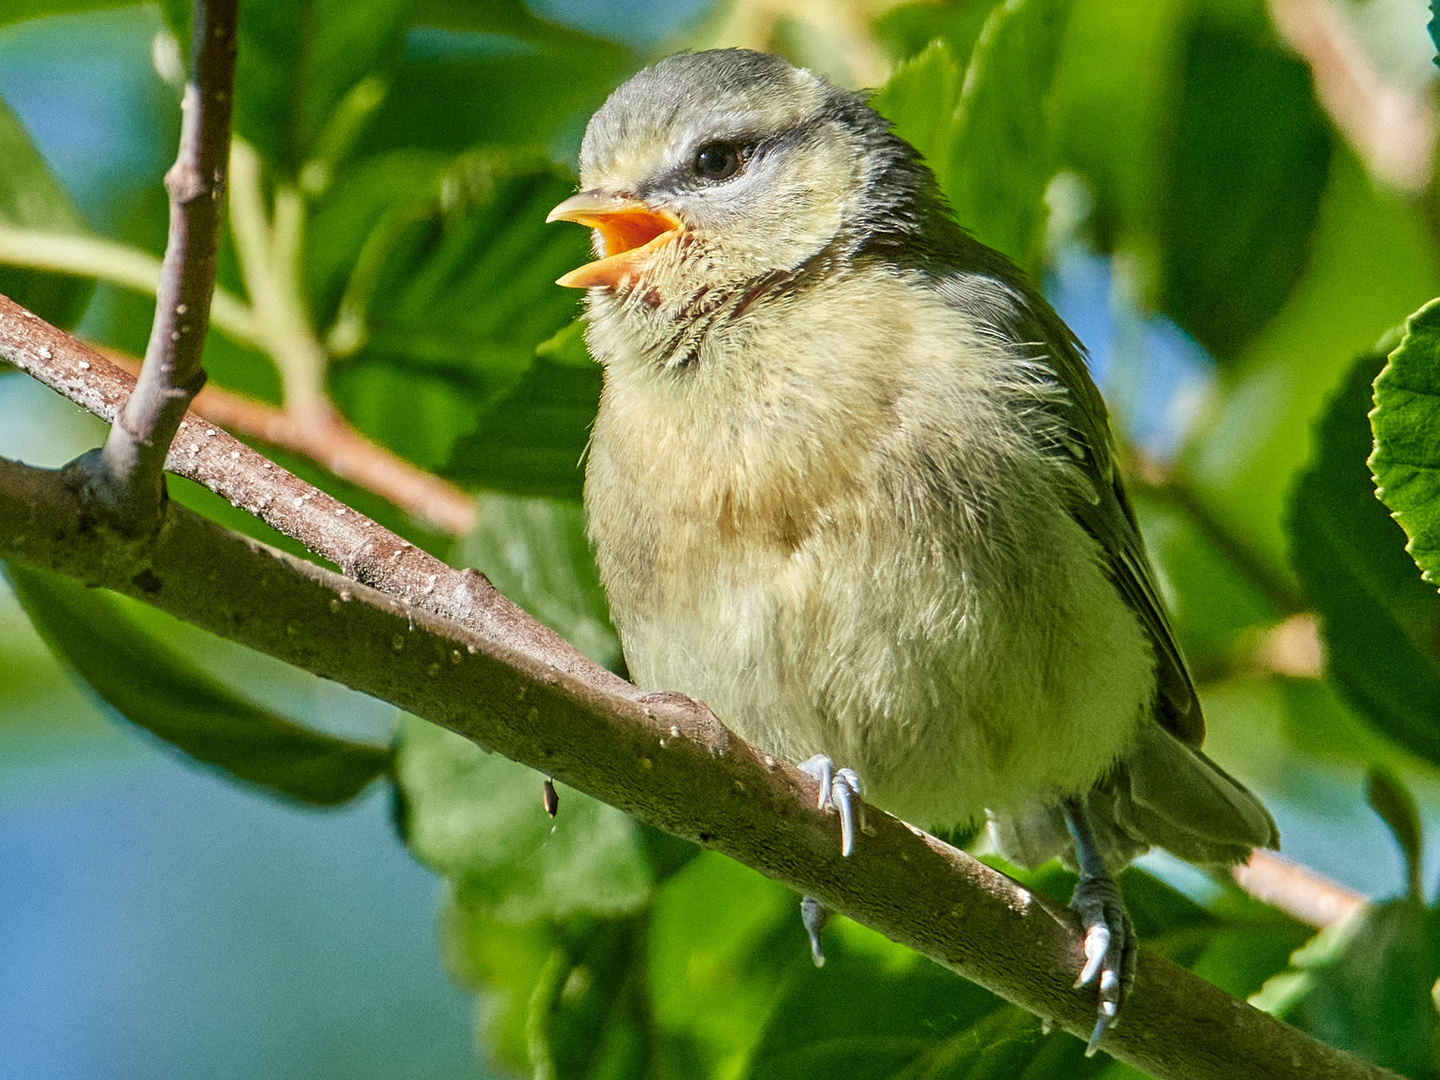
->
[546, 48, 1278, 1053]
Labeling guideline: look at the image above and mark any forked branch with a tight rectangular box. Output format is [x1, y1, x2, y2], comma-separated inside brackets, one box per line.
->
[88, 0, 238, 529]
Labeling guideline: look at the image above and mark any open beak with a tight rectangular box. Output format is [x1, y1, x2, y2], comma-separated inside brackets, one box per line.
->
[546, 191, 683, 289]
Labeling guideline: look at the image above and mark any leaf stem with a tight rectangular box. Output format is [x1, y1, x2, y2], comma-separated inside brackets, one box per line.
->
[227, 139, 329, 410]
[0, 226, 260, 346]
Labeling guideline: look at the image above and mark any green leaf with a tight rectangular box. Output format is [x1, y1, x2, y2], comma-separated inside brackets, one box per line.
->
[1289, 351, 1440, 769]
[363, 153, 587, 373]
[306, 151, 594, 493]
[441, 901, 650, 1079]
[1183, 148, 1440, 597]
[455, 489, 621, 670]
[524, 918, 650, 1080]
[743, 916, 1108, 1080]
[327, 359, 483, 475]
[870, 41, 964, 185]
[4, 562, 393, 805]
[646, 853, 800, 1075]
[872, 0, 1005, 68]
[304, 147, 454, 333]
[1286, 900, 1440, 1079]
[366, 23, 636, 159]
[409, 0, 621, 45]
[395, 714, 652, 923]
[1371, 297, 1440, 586]
[1156, 23, 1331, 361]
[0, 93, 95, 327]
[0, 0, 135, 27]
[440, 347, 601, 500]
[441, 905, 557, 1074]
[1366, 766, 1426, 903]
[316, 153, 592, 486]
[945, 0, 1074, 276]
[1052, 1, 1330, 362]
[161, 0, 411, 175]
[1128, 486, 1281, 675]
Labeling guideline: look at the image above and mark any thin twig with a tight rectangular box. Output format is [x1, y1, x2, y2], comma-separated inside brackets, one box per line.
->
[1269, 0, 1436, 192]
[89, 0, 238, 530]
[1236, 849, 1367, 929]
[0, 294, 1402, 1080]
[95, 346, 476, 535]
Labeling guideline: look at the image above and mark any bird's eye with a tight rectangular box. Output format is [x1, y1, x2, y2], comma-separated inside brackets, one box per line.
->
[693, 142, 748, 183]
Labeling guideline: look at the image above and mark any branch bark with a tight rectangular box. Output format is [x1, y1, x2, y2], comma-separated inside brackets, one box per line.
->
[89, 0, 238, 529]
[0, 297, 1400, 1080]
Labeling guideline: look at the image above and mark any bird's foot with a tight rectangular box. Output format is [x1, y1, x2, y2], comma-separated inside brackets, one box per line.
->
[798, 754, 862, 856]
[800, 895, 829, 967]
[1068, 870, 1136, 1056]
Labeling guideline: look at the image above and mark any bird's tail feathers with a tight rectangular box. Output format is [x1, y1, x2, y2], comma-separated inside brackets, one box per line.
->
[987, 720, 1279, 871]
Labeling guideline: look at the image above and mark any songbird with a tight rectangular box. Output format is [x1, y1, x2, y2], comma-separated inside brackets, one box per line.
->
[547, 48, 1277, 1051]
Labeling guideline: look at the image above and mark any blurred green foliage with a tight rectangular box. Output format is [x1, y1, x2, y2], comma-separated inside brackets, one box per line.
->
[0, 94, 94, 327]
[4, 0, 1440, 1077]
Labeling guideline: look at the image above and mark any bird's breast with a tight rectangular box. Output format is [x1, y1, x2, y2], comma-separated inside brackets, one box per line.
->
[581, 270, 1155, 829]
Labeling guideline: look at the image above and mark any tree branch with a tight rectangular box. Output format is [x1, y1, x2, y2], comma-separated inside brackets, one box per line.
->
[0, 458, 1390, 1080]
[1235, 850, 1366, 929]
[88, 0, 238, 530]
[0, 292, 629, 699]
[0, 296, 1400, 1080]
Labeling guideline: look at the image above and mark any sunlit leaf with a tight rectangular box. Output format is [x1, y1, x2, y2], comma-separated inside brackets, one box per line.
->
[5, 563, 393, 804]
[1289, 352, 1440, 769]
[0, 94, 95, 327]
[873, 0, 1005, 68]
[1371, 297, 1440, 586]
[945, 0, 1073, 276]
[871, 41, 963, 184]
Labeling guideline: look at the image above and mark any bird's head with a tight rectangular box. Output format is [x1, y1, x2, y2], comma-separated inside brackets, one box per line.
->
[547, 50, 937, 306]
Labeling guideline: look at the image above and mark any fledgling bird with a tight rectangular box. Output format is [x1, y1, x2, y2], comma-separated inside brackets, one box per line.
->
[547, 48, 1278, 1051]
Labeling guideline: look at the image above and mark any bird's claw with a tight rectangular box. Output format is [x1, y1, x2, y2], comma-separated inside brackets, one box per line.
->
[798, 754, 862, 856]
[1069, 872, 1135, 1055]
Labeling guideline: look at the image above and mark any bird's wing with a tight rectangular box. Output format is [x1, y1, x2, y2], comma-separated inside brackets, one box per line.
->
[933, 265, 1204, 746]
